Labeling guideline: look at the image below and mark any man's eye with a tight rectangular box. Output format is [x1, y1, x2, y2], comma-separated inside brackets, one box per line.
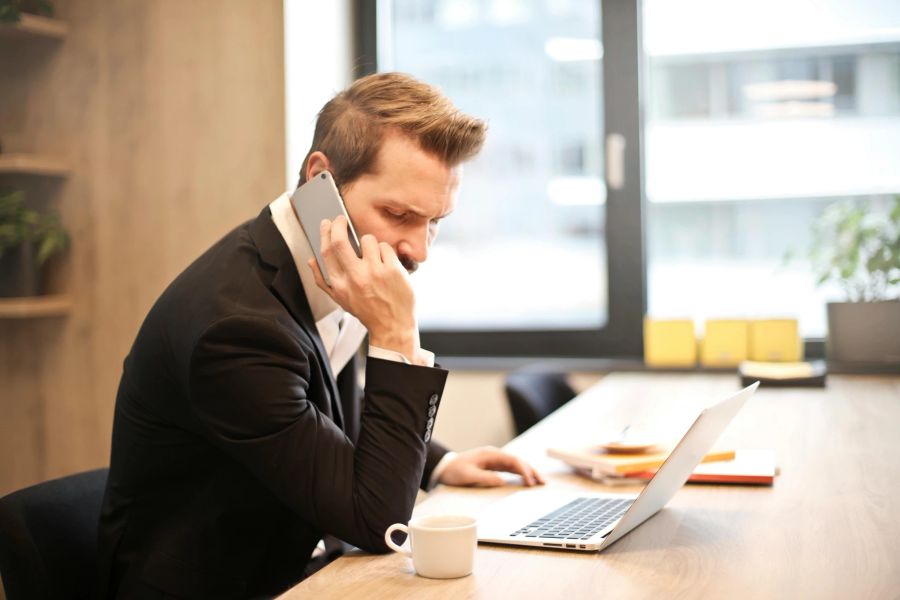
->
[386, 210, 407, 221]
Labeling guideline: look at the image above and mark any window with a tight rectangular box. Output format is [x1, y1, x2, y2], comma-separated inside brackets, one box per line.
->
[359, 0, 900, 356]
[378, 0, 606, 331]
[643, 0, 900, 339]
[361, 0, 645, 357]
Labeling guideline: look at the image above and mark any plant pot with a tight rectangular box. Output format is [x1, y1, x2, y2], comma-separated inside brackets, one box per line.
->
[826, 301, 900, 365]
[0, 241, 40, 297]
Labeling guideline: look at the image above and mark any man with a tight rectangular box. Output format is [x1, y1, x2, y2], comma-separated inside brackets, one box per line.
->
[96, 72, 543, 599]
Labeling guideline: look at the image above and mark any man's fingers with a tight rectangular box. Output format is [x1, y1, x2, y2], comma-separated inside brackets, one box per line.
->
[526, 464, 545, 486]
[308, 258, 335, 298]
[480, 449, 524, 471]
[360, 234, 381, 267]
[468, 468, 506, 487]
[319, 218, 332, 245]
[480, 449, 537, 486]
[327, 216, 362, 268]
[440, 449, 546, 488]
[309, 218, 418, 357]
[379, 241, 405, 270]
[318, 219, 341, 282]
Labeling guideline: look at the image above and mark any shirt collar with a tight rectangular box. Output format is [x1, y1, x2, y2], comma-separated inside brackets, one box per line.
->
[269, 192, 339, 323]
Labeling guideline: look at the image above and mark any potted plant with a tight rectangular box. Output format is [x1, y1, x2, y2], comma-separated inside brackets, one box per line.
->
[0, 188, 69, 297]
[811, 195, 900, 366]
[0, 0, 54, 23]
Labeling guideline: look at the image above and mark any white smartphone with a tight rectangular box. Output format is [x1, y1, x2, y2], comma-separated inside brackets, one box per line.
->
[290, 171, 362, 286]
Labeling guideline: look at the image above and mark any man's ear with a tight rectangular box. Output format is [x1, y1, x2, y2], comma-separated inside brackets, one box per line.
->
[305, 151, 332, 182]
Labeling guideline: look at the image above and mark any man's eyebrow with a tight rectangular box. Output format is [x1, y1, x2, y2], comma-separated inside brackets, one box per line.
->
[381, 199, 454, 220]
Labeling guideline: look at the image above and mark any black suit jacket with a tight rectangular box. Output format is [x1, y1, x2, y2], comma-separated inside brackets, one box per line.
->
[95, 207, 449, 599]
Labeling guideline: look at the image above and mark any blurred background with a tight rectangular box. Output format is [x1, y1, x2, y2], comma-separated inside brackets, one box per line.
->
[1, 0, 898, 500]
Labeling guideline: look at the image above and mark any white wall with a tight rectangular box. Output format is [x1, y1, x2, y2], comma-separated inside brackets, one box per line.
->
[283, 0, 353, 190]
[433, 370, 604, 451]
[432, 371, 513, 450]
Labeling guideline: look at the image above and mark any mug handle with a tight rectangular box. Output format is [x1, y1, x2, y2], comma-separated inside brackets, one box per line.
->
[384, 523, 412, 556]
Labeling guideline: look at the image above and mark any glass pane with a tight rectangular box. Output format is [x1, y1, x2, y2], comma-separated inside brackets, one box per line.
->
[379, 0, 606, 330]
[643, 0, 900, 337]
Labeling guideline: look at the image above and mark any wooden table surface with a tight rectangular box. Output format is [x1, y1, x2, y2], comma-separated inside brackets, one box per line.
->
[281, 372, 900, 599]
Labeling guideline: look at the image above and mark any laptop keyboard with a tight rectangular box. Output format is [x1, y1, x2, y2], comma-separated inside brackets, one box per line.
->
[509, 497, 633, 541]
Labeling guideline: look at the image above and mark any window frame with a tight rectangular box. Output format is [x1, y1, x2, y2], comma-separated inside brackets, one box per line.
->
[354, 0, 648, 358]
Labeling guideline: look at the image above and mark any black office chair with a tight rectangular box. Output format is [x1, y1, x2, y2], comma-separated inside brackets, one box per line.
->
[504, 369, 577, 435]
[0, 468, 108, 600]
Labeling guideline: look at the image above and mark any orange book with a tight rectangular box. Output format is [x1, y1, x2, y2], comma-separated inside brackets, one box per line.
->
[547, 446, 736, 477]
[598, 449, 777, 486]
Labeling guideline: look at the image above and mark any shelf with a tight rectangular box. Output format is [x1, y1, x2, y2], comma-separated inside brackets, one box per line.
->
[0, 294, 72, 319]
[0, 14, 68, 40]
[0, 153, 70, 177]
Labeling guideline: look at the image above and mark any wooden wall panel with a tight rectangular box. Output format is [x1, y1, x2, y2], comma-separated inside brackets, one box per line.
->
[0, 0, 286, 496]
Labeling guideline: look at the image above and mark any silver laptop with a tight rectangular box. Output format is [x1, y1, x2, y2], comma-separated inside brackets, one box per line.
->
[477, 382, 759, 552]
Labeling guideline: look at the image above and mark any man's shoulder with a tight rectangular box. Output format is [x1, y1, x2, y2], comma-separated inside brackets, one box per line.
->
[134, 210, 312, 363]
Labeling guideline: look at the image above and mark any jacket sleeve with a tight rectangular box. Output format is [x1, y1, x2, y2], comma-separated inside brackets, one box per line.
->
[421, 439, 450, 490]
[186, 315, 448, 553]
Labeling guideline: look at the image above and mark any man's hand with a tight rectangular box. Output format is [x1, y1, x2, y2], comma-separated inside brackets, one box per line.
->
[309, 216, 422, 363]
[437, 447, 546, 487]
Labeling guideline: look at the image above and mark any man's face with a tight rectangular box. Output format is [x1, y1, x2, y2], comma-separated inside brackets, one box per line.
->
[339, 133, 460, 273]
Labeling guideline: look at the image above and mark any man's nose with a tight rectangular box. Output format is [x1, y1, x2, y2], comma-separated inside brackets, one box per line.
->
[398, 226, 430, 265]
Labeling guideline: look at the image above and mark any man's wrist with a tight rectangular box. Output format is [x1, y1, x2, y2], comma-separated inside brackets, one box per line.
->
[428, 450, 457, 489]
[369, 330, 418, 363]
[369, 345, 435, 368]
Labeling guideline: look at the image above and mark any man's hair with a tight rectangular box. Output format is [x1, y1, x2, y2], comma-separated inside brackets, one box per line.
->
[298, 72, 487, 189]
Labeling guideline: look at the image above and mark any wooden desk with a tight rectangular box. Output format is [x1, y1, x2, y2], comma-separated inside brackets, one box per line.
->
[281, 373, 900, 599]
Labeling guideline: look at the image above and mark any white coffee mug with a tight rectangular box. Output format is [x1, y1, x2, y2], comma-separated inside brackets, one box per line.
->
[384, 514, 477, 579]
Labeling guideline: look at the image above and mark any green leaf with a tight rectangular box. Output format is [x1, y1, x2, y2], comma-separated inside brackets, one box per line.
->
[891, 196, 900, 223]
[34, 0, 53, 17]
[0, 186, 69, 264]
[36, 236, 54, 264]
[0, 5, 23, 23]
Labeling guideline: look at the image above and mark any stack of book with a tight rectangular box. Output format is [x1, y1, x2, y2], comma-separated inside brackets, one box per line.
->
[738, 360, 827, 387]
[547, 446, 777, 486]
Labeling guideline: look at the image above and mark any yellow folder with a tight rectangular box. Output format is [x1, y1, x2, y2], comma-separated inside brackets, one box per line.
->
[644, 318, 696, 367]
[749, 319, 802, 362]
[701, 319, 749, 367]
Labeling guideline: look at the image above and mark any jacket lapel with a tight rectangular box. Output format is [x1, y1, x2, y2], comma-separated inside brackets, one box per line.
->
[248, 207, 344, 429]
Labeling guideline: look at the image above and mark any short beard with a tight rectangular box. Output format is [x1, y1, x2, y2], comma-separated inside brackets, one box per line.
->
[400, 256, 418, 274]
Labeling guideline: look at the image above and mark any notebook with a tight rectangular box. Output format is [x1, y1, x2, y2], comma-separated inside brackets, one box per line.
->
[547, 445, 737, 477]
[594, 448, 777, 486]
